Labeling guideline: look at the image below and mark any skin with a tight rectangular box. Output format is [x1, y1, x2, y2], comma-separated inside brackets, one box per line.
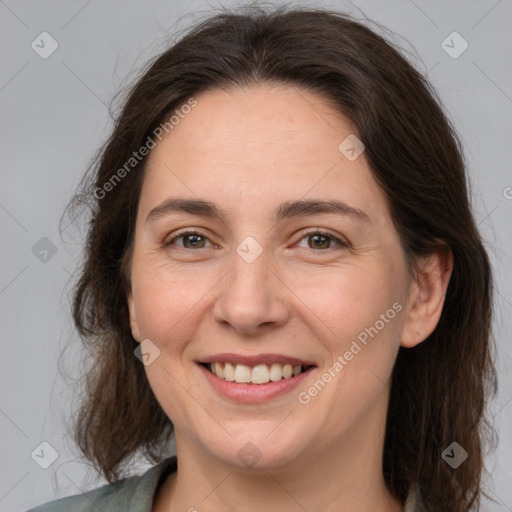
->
[127, 83, 453, 512]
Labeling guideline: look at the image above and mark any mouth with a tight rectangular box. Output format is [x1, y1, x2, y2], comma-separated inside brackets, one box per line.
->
[196, 353, 317, 402]
[199, 361, 315, 385]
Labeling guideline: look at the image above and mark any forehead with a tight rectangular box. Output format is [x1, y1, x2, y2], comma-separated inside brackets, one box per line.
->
[152, 84, 352, 165]
[139, 84, 389, 226]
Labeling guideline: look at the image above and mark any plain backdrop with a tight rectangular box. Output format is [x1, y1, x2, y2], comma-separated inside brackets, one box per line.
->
[1, 0, 511, 510]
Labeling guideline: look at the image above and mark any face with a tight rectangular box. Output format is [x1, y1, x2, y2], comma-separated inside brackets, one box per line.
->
[127, 84, 414, 471]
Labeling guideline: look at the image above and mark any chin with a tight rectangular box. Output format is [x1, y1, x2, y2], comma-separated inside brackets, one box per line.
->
[198, 421, 314, 472]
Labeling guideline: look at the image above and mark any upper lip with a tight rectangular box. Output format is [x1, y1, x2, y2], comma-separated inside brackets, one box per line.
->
[198, 353, 316, 367]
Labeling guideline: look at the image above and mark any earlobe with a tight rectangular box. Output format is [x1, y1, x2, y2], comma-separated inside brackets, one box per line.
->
[127, 293, 141, 343]
[400, 247, 453, 348]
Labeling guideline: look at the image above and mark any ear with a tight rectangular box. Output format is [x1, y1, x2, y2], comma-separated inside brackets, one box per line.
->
[127, 290, 142, 343]
[400, 246, 453, 348]
[123, 247, 142, 343]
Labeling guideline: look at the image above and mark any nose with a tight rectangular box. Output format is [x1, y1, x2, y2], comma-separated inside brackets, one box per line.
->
[212, 247, 290, 336]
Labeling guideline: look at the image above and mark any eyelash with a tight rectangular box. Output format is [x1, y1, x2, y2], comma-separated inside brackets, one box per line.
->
[164, 229, 349, 251]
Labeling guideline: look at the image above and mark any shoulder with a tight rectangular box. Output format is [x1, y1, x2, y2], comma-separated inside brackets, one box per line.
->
[404, 482, 427, 512]
[26, 457, 177, 512]
[26, 479, 132, 512]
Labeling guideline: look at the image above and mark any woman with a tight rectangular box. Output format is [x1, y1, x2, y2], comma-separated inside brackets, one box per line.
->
[28, 4, 496, 512]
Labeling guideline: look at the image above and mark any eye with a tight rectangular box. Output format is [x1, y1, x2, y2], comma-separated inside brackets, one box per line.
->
[164, 229, 349, 252]
[296, 230, 348, 250]
[165, 230, 214, 250]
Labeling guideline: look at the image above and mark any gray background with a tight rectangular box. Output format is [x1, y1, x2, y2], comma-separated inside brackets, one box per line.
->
[1, 0, 511, 510]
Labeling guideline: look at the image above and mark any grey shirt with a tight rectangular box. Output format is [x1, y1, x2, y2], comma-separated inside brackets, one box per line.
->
[27, 457, 424, 511]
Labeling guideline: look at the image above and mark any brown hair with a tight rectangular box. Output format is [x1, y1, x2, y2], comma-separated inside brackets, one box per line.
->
[65, 4, 497, 511]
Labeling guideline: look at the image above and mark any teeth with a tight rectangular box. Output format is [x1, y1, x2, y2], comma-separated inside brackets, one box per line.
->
[213, 362, 224, 379]
[269, 363, 283, 382]
[224, 362, 235, 381]
[208, 362, 306, 384]
[251, 364, 270, 384]
[234, 364, 251, 383]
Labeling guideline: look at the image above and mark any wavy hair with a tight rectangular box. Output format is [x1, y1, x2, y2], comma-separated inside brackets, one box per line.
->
[66, 4, 497, 511]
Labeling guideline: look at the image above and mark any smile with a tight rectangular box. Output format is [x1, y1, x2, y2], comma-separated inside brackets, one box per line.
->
[197, 353, 317, 402]
[204, 362, 314, 384]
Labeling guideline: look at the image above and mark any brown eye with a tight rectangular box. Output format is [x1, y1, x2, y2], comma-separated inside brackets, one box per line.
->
[167, 231, 212, 249]
[297, 231, 348, 250]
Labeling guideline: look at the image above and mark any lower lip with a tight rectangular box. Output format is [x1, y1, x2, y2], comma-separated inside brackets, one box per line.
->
[198, 364, 314, 403]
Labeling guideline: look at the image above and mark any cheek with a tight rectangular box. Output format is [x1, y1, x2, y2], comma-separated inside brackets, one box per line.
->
[130, 259, 219, 346]
[290, 256, 405, 410]
[288, 257, 404, 346]
[295, 265, 404, 429]
[130, 263, 217, 425]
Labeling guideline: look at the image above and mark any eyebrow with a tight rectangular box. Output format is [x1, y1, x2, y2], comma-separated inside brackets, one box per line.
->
[145, 197, 372, 225]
